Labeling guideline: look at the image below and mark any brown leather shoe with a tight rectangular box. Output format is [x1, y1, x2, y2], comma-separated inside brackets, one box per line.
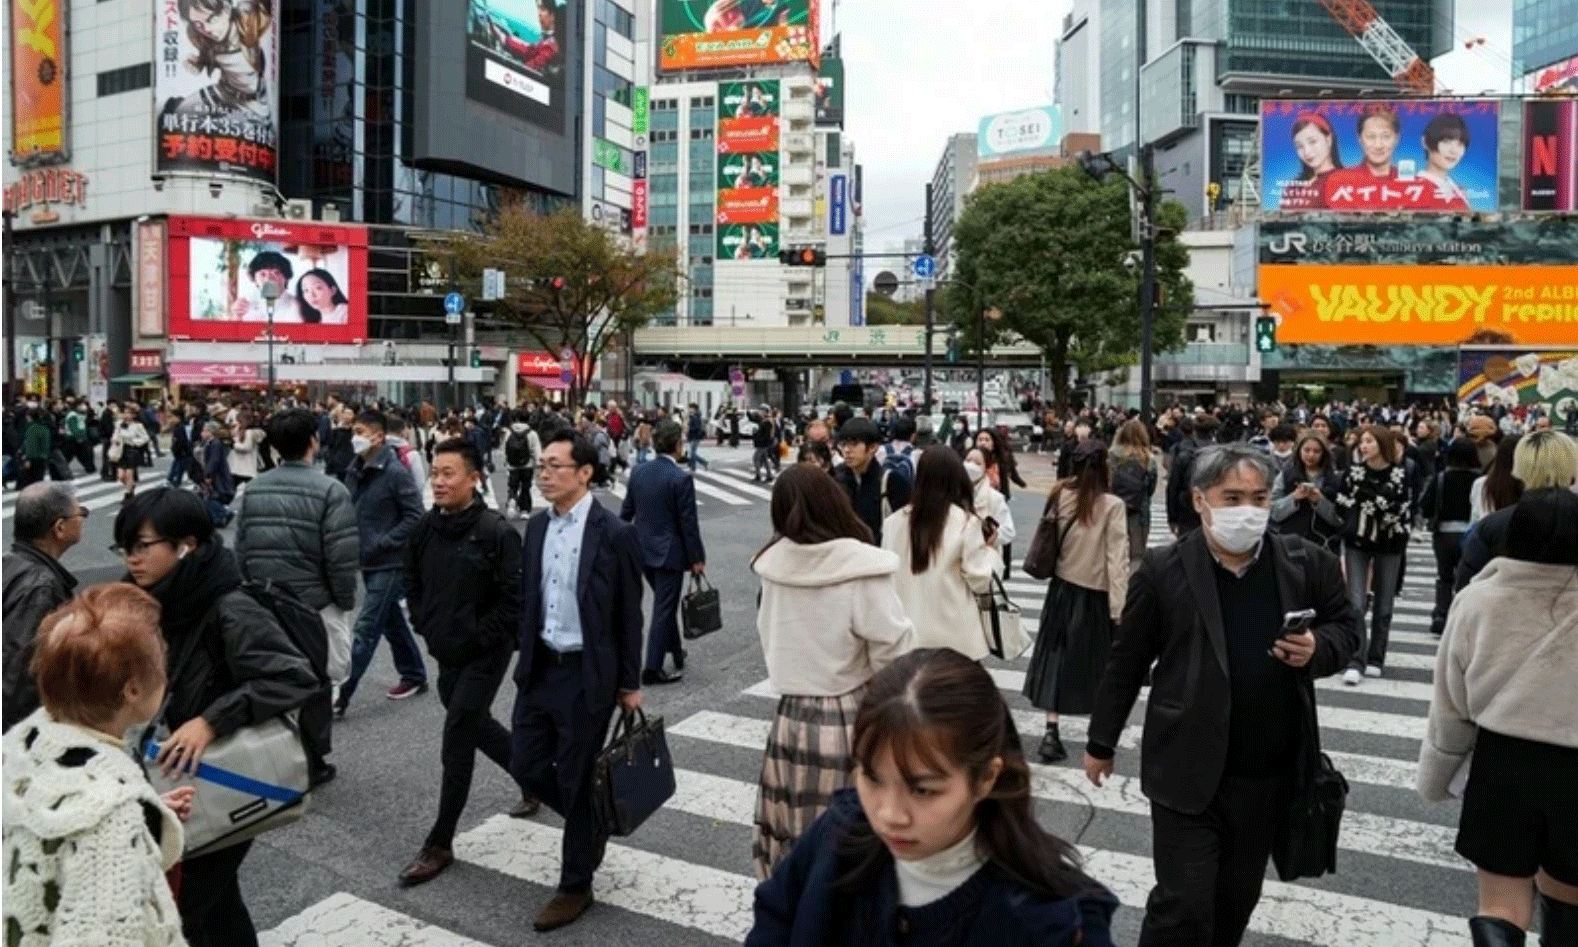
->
[509, 795, 541, 818]
[398, 845, 454, 887]
[533, 889, 593, 931]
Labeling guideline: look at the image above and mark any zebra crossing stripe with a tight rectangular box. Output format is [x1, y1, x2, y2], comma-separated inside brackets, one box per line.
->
[260, 892, 488, 947]
[695, 468, 775, 500]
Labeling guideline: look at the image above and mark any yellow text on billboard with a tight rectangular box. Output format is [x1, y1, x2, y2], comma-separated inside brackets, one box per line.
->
[9, 0, 67, 163]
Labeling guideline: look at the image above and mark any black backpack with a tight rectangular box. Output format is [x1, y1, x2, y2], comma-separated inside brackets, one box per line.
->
[505, 430, 534, 468]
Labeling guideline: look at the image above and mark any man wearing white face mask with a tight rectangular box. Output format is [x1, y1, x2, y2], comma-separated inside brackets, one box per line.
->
[1083, 444, 1357, 947]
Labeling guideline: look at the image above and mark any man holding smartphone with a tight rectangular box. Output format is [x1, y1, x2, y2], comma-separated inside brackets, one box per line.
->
[1083, 444, 1357, 947]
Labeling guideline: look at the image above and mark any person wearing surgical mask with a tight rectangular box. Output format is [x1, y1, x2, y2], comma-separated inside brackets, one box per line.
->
[1082, 444, 1358, 947]
[963, 447, 1015, 562]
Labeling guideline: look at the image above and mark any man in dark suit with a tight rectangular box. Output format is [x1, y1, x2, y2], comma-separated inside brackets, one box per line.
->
[1083, 444, 1356, 947]
[511, 429, 645, 932]
[620, 420, 705, 686]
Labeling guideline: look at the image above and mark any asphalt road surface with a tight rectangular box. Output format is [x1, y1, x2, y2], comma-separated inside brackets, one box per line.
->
[2, 446, 1474, 946]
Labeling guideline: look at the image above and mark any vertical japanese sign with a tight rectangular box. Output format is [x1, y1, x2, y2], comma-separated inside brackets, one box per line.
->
[155, 0, 280, 183]
[632, 86, 649, 134]
[8, 0, 68, 164]
[829, 173, 848, 235]
[1523, 99, 1578, 212]
[135, 218, 169, 339]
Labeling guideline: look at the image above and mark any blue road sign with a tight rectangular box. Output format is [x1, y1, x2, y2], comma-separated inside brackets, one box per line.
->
[911, 255, 936, 279]
[443, 292, 465, 315]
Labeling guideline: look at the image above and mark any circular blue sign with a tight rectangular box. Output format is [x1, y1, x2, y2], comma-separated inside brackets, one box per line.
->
[443, 292, 465, 315]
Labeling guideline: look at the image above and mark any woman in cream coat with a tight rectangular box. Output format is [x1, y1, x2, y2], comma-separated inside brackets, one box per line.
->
[882, 445, 1000, 660]
[965, 445, 1016, 571]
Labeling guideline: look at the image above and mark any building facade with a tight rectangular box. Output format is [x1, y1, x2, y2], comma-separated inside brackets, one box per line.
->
[928, 132, 977, 278]
[1514, 0, 1578, 82]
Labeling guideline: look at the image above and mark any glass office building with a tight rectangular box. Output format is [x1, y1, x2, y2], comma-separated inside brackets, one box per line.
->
[1514, 0, 1578, 77]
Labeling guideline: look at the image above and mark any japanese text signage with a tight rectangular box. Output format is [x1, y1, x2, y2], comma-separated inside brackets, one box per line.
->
[155, 0, 280, 184]
[659, 0, 818, 71]
[632, 178, 648, 230]
[632, 86, 649, 134]
[1260, 99, 1499, 213]
[1523, 99, 1577, 212]
[1259, 264, 1578, 346]
[129, 349, 165, 373]
[8, 0, 68, 164]
[593, 137, 627, 174]
[976, 106, 1061, 159]
[135, 218, 168, 338]
[1258, 218, 1578, 266]
[829, 173, 848, 235]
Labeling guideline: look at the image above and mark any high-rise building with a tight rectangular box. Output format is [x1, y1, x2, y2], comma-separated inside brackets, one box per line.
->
[1514, 0, 1578, 84]
[1056, 7, 1102, 137]
[928, 133, 977, 278]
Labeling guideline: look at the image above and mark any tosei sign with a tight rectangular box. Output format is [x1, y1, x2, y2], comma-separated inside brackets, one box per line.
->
[1259, 264, 1578, 346]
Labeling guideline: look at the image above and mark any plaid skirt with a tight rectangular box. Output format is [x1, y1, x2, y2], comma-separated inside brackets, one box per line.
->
[752, 687, 865, 880]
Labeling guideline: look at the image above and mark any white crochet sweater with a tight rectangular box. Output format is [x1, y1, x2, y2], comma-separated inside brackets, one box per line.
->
[2, 708, 186, 947]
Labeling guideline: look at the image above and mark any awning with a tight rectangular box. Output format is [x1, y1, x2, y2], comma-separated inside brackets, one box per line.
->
[522, 375, 569, 391]
[109, 373, 164, 384]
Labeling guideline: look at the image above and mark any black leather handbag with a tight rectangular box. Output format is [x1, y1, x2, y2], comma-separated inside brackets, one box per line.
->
[592, 709, 676, 837]
[1272, 679, 1349, 881]
[680, 573, 723, 640]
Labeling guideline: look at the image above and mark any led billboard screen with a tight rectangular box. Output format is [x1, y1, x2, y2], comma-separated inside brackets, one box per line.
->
[1260, 99, 1499, 213]
[167, 217, 370, 344]
[1258, 264, 1578, 346]
[8, 0, 67, 164]
[815, 55, 843, 126]
[719, 222, 779, 260]
[466, 0, 568, 131]
[659, 0, 817, 71]
[155, 0, 279, 183]
[716, 80, 782, 255]
[1457, 347, 1578, 415]
[1523, 99, 1578, 212]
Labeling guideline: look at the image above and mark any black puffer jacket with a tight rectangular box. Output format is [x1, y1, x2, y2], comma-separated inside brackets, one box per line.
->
[2, 544, 79, 730]
[404, 500, 523, 667]
[140, 538, 317, 738]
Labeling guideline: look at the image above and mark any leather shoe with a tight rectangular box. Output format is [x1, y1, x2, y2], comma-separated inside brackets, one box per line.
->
[309, 763, 337, 788]
[673, 648, 687, 671]
[641, 667, 683, 686]
[398, 845, 454, 887]
[534, 889, 594, 931]
[509, 795, 541, 818]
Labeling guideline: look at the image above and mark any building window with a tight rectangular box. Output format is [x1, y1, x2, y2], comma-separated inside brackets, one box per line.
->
[97, 62, 152, 96]
[1186, 322, 1216, 343]
[690, 127, 714, 139]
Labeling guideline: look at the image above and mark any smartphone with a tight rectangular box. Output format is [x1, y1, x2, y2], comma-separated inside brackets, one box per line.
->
[982, 516, 999, 540]
[1281, 609, 1317, 634]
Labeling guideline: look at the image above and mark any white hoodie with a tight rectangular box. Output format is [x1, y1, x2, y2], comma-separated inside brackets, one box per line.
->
[752, 538, 915, 696]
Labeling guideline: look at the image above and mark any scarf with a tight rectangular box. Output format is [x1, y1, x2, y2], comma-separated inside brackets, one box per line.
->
[135, 536, 244, 660]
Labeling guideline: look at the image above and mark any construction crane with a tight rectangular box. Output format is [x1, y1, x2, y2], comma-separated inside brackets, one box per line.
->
[1315, 0, 1439, 95]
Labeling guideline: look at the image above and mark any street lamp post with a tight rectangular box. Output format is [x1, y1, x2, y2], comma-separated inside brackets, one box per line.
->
[260, 278, 282, 402]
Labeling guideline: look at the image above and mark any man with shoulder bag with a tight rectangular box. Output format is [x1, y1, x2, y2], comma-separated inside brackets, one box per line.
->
[1082, 444, 1358, 947]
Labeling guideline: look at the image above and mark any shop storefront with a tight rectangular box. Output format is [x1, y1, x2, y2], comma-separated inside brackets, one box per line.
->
[515, 352, 574, 404]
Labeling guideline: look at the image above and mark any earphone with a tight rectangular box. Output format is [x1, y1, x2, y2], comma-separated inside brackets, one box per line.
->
[178, 546, 190, 560]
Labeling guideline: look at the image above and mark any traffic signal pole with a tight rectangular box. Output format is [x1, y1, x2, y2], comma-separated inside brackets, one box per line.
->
[923, 182, 935, 416]
[1138, 144, 1158, 424]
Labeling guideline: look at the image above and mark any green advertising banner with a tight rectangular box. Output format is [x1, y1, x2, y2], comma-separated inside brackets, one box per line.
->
[718, 80, 781, 119]
[593, 138, 626, 174]
[632, 87, 650, 134]
[815, 56, 844, 126]
[718, 152, 779, 189]
[718, 222, 779, 261]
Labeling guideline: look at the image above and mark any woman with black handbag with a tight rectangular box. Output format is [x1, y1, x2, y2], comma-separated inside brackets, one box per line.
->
[1269, 433, 1343, 554]
[1020, 441, 1128, 764]
[114, 488, 317, 947]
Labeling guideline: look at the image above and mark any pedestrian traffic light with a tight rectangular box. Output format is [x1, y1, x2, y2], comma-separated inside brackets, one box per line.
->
[945, 327, 960, 363]
[71, 341, 84, 362]
[470, 348, 482, 368]
[777, 247, 827, 267]
[1254, 316, 1277, 353]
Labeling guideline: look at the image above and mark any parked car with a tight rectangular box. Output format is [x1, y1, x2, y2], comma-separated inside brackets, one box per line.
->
[993, 410, 1036, 448]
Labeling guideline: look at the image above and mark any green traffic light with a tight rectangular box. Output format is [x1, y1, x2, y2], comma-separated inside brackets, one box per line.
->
[1254, 317, 1277, 354]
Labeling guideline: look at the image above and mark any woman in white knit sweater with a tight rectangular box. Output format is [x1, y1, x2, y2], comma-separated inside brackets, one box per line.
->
[882, 446, 1000, 660]
[750, 464, 915, 880]
[3, 584, 194, 947]
[1418, 489, 1578, 947]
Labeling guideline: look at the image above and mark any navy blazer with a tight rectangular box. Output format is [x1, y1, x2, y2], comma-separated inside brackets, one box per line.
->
[516, 498, 646, 707]
[619, 456, 706, 572]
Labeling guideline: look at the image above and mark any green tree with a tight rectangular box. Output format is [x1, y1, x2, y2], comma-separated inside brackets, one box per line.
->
[864, 292, 927, 325]
[947, 165, 1194, 412]
[424, 204, 680, 407]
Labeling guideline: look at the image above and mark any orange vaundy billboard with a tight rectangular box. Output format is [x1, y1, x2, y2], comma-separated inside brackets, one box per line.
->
[1259, 265, 1578, 346]
[9, 0, 68, 164]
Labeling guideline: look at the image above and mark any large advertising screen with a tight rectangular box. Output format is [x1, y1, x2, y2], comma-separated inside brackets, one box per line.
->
[465, 0, 568, 131]
[815, 56, 844, 126]
[717, 80, 781, 256]
[1258, 264, 1578, 346]
[977, 106, 1062, 160]
[166, 217, 370, 344]
[1260, 99, 1499, 213]
[719, 222, 779, 260]
[1532, 54, 1578, 93]
[1258, 218, 1578, 266]
[1457, 347, 1578, 416]
[8, 0, 67, 164]
[155, 0, 279, 183]
[1523, 99, 1577, 212]
[659, 0, 818, 71]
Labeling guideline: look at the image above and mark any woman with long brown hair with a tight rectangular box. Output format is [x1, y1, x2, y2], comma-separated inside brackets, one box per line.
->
[745, 648, 1118, 946]
[881, 447, 999, 659]
[1109, 419, 1158, 561]
[1336, 424, 1413, 686]
[749, 464, 915, 880]
[1021, 440, 1129, 763]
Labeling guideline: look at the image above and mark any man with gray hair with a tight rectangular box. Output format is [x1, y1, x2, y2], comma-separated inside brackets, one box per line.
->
[620, 420, 705, 685]
[1084, 443, 1357, 947]
[2, 482, 86, 730]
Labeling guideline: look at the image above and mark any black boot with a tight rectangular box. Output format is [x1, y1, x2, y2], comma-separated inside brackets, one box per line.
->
[1541, 894, 1578, 947]
[1038, 722, 1067, 764]
[1469, 916, 1526, 947]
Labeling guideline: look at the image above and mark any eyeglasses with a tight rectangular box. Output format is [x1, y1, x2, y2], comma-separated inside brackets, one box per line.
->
[60, 509, 89, 523]
[109, 538, 174, 559]
[537, 461, 582, 473]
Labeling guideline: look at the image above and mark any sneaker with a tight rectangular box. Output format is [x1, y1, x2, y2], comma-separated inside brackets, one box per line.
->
[387, 680, 428, 700]
[1364, 665, 1383, 679]
[1343, 668, 1362, 686]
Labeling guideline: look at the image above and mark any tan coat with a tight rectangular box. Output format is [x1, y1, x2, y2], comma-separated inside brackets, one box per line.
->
[1046, 489, 1129, 621]
[882, 505, 1001, 660]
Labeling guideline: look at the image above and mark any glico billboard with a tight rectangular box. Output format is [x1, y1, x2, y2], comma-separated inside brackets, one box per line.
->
[1260, 99, 1499, 213]
[658, 0, 818, 71]
[166, 217, 370, 344]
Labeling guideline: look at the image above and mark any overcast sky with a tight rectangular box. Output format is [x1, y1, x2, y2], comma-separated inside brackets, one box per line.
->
[839, 0, 1517, 245]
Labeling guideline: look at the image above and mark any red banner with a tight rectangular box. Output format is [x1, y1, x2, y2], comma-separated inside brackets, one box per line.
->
[166, 217, 369, 343]
[632, 179, 648, 229]
[717, 116, 779, 154]
[716, 188, 779, 224]
[129, 349, 165, 373]
[168, 362, 261, 385]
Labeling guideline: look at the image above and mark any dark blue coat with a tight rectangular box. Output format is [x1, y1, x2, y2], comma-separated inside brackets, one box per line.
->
[618, 455, 705, 572]
[515, 498, 645, 710]
[746, 791, 1118, 947]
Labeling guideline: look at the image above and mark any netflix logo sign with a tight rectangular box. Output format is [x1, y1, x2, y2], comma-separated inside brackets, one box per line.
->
[1523, 100, 1578, 212]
